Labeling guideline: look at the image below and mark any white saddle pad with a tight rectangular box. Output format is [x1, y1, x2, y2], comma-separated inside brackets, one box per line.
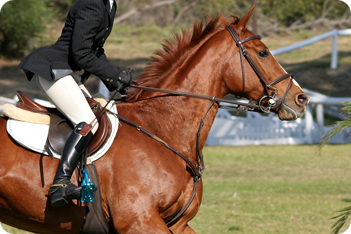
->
[6, 101, 119, 162]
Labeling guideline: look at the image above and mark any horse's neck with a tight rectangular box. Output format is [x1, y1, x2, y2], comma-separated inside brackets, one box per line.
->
[138, 39, 228, 155]
[160, 42, 228, 98]
[139, 96, 219, 156]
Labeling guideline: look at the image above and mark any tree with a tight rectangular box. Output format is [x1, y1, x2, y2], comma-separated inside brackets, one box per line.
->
[0, 0, 52, 58]
[112, 0, 351, 34]
[258, 0, 351, 33]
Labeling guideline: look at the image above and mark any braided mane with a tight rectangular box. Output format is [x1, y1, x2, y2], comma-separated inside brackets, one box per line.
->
[126, 15, 240, 102]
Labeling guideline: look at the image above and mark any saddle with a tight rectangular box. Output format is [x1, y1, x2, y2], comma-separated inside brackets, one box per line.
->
[13, 91, 112, 157]
[2, 91, 115, 233]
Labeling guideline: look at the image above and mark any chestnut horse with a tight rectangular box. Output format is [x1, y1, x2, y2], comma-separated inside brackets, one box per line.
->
[0, 7, 309, 234]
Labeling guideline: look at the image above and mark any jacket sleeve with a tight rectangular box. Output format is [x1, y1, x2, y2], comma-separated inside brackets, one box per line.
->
[71, 0, 120, 91]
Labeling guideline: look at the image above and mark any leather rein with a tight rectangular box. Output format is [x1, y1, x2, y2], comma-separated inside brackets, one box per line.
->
[109, 25, 296, 228]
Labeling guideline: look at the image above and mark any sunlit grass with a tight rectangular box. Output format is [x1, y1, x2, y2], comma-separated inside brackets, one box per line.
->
[189, 145, 351, 234]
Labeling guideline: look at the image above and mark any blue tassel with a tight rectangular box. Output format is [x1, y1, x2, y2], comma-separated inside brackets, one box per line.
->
[81, 169, 96, 203]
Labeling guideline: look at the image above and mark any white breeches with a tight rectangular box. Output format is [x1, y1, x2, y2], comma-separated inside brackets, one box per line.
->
[36, 74, 99, 134]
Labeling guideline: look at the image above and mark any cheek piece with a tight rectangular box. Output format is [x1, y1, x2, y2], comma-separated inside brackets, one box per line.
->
[225, 25, 294, 113]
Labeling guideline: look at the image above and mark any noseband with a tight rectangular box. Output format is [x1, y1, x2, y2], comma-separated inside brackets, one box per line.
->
[225, 25, 294, 113]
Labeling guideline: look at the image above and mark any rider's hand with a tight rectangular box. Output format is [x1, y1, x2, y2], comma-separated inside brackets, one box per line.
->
[117, 68, 133, 87]
[108, 68, 133, 91]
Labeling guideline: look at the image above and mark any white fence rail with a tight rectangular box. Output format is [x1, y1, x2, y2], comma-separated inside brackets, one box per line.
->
[271, 28, 351, 69]
[206, 89, 351, 146]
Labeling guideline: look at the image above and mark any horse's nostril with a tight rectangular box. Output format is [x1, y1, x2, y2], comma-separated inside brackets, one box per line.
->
[298, 96, 305, 103]
[297, 94, 308, 105]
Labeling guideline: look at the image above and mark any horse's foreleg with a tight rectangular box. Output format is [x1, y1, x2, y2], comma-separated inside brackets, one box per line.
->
[113, 213, 172, 234]
[183, 225, 196, 234]
[170, 225, 196, 234]
[169, 181, 202, 234]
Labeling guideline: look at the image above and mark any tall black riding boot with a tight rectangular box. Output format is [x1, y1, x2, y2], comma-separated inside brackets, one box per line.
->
[49, 122, 94, 208]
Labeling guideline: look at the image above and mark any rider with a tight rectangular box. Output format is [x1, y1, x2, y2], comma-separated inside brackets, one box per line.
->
[18, 0, 131, 208]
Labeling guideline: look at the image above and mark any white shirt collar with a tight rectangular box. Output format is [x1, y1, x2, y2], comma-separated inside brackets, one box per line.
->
[109, 0, 114, 11]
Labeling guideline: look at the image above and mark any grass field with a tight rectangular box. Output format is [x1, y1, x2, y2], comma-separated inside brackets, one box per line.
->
[189, 145, 351, 234]
[3, 145, 351, 233]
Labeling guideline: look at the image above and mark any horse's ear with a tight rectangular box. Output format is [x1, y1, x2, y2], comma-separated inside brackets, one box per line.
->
[237, 5, 256, 32]
[219, 16, 231, 29]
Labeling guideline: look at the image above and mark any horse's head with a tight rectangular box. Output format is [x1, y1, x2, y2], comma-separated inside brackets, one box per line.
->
[219, 6, 309, 120]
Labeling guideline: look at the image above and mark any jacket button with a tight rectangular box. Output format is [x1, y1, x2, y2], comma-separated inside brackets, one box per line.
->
[106, 28, 109, 31]
[96, 47, 99, 51]
[102, 38, 105, 42]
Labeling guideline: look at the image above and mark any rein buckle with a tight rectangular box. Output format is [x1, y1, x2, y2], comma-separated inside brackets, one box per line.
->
[268, 98, 276, 106]
[267, 85, 278, 92]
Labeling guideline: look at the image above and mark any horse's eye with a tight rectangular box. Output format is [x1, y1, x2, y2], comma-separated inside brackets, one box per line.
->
[258, 50, 269, 58]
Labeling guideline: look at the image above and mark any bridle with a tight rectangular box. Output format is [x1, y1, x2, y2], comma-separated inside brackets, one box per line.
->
[225, 25, 294, 113]
[129, 25, 295, 114]
[110, 24, 297, 228]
